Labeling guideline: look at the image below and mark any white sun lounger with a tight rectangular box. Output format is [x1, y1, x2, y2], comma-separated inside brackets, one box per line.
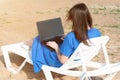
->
[1, 36, 120, 80]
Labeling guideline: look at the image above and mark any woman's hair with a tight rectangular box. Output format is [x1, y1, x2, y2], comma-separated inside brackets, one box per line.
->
[66, 3, 93, 45]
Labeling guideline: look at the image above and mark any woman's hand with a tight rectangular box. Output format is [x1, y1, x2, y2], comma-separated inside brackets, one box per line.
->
[46, 41, 59, 51]
[47, 41, 68, 64]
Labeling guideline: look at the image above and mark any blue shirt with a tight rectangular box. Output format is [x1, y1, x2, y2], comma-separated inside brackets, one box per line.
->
[32, 28, 101, 73]
[60, 28, 101, 57]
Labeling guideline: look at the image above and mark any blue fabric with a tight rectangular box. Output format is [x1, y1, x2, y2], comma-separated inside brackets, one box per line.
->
[32, 28, 101, 73]
[32, 36, 62, 73]
[32, 36, 45, 73]
[60, 28, 101, 57]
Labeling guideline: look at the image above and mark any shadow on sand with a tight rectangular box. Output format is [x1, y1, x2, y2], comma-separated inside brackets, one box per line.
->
[0, 52, 64, 80]
[0, 53, 45, 80]
[0, 52, 103, 80]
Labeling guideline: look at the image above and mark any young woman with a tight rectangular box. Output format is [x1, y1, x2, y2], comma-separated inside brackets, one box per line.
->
[32, 3, 101, 73]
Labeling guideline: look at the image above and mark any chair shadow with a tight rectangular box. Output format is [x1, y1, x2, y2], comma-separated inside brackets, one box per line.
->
[0, 53, 104, 80]
[0, 54, 5, 65]
[0, 53, 45, 80]
[0, 53, 65, 80]
[91, 77, 103, 80]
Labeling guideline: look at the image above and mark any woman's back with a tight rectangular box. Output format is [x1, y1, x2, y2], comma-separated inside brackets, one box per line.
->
[60, 28, 101, 57]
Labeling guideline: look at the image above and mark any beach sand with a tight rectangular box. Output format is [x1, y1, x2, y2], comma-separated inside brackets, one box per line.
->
[0, 0, 120, 80]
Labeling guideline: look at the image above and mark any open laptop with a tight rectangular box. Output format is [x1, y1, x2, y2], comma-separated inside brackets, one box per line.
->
[36, 17, 64, 42]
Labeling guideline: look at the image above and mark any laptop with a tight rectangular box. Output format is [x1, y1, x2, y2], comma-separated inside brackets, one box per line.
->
[36, 17, 64, 42]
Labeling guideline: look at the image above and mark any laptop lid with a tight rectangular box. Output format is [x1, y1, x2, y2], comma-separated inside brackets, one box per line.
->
[36, 17, 64, 41]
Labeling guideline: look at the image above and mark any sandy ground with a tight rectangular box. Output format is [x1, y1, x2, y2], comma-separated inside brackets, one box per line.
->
[0, 0, 120, 80]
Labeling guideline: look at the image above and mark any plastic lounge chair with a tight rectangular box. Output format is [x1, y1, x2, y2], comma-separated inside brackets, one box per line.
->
[1, 36, 120, 80]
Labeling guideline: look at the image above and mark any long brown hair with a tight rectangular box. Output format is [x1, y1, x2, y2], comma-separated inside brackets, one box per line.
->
[66, 3, 92, 45]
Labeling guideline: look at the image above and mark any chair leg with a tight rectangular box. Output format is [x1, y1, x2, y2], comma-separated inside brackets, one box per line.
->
[42, 68, 54, 80]
[2, 47, 12, 70]
[104, 72, 117, 80]
[1, 46, 27, 74]
[8, 59, 27, 74]
[81, 72, 92, 80]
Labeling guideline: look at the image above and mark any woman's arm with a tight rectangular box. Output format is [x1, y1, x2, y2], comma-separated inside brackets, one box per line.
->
[47, 41, 68, 64]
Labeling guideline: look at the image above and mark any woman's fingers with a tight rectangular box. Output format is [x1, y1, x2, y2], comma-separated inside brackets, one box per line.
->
[46, 41, 58, 49]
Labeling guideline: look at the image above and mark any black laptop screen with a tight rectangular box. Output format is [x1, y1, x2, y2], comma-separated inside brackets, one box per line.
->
[36, 17, 64, 41]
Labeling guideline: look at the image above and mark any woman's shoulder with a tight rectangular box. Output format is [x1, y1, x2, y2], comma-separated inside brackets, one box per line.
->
[88, 27, 101, 37]
[65, 31, 75, 38]
[88, 27, 101, 33]
[89, 27, 99, 31]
